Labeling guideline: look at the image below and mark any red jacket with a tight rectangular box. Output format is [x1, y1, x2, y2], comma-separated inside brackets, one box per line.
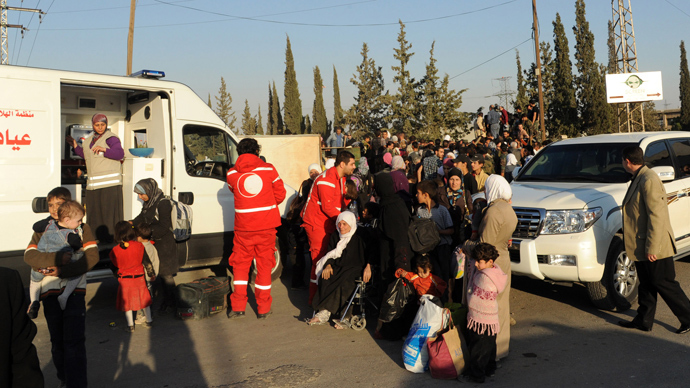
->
[110, 241, 146, 277]
[301, 166, 347, 234]
[227, 154, 286, 232]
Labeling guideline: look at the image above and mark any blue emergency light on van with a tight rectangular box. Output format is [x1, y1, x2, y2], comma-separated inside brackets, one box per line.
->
[130, 69, 165, 79]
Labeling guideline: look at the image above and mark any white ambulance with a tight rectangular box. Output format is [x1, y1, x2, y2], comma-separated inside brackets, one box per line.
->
[0, 65, 293, 281]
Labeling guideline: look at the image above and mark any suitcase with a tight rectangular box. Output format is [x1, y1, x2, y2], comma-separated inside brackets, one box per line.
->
[175, 277, 229, 320]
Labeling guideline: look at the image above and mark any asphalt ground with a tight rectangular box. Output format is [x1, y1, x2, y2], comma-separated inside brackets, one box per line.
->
[31, 257, 690, 388]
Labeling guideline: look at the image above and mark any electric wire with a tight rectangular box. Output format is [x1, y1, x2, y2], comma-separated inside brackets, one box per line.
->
[448, 37, 532, 80]
[665, 0, 690, 18]
[26, 0, 56, 65]
[14, 0, 40, 64]
[10, 0, 24, 64]
[49, 0, 194, 14]
[42, 0, 517, 30]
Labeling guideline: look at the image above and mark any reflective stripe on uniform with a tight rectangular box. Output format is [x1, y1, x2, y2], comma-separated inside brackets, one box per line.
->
[235, 204, 277, 213]
[317, 181, 335, 188]
[273, 177, 281, 183]
[227, 170, 238, 176]
[233, 280, 248, 285]
[253, 167, 273, 172]
[88, 172, 120, 181]
[89, 179, 121, 188]
[254, 284, 271, 290]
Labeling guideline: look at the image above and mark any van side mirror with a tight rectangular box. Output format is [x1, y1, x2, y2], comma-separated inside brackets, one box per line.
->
[32, 197, 48, 213]
[652, 166, 675, 182]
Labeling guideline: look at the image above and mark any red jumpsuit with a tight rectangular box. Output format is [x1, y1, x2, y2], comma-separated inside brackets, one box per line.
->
[300, 166, 347, 303]
[227, 154, 286, 314]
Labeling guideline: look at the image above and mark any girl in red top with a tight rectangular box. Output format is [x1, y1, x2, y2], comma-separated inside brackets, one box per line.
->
[110, 221, 155, 332]
[395, 255, 447, 301]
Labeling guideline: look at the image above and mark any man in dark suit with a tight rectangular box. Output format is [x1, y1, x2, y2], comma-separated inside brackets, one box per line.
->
[0, 267, 44, 387]
[618, 146, 690, 334]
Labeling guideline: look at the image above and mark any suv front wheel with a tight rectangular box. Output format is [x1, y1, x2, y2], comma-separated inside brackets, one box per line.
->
[585, 236, 638, 311]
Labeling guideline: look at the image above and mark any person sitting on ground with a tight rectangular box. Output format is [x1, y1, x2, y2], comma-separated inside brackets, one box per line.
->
[464, 242, 508, 384]
[395, 255, 447, 302]
[308, 211, 374, 329]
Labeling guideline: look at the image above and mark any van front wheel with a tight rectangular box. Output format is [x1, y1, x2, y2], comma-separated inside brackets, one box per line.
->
[585, 237, 638, 311]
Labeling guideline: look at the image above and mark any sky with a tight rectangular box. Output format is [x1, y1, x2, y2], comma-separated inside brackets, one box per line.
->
[5, 0, 689, 130]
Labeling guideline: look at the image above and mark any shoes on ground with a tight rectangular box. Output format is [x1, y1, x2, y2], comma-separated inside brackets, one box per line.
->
[618, 320, 651, 332]
[676, 324, 690, 334]
[257, 311, 273, 320]
[125, 325, 135, 333]
[227, 310, 246, 319]
[27, 301, 40, 319]
[143, 321, 153, 328]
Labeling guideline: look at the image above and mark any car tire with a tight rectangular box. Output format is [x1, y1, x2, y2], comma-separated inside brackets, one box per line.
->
[586, 236, 638, 311]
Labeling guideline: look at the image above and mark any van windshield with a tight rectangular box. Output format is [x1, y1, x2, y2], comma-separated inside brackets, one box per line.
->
[516, 142, 636, 183]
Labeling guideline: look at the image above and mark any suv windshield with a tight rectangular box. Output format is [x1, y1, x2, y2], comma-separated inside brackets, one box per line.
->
[516, 142, 636, 183]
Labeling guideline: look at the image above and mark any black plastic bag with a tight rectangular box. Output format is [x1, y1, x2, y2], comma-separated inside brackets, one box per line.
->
[379, 277, 415, 323]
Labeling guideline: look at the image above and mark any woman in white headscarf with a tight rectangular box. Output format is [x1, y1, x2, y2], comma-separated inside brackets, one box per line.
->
[463, 174, 517, 360]
[308, 211, 374, 329]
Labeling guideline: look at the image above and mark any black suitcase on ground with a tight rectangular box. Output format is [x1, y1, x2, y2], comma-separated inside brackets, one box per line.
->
[175, 277, 229, 320]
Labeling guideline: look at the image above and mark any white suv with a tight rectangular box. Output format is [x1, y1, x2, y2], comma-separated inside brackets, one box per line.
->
[510, 132, 690, 310]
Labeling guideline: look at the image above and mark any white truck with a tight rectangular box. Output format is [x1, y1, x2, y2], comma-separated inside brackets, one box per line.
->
[0, 65, 295, 282]
[509, 132, 690, 310]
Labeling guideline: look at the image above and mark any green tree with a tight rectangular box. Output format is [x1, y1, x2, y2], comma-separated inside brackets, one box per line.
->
[312, 66, 328, 136]
[347, 42, 389, 138]
[643, 102, 662, 132]
[284, 35, 303, 134]
[214, 77, 236, 132]
[389, 20, 417, 134]
[241, 100, 257, 135]
[267, 84, 274, 135]
[333, 66, 344, 128]
[681, 41, 690, 130]
[437, 74, 468, 138]
[256, 105, 264, 135]
[419, 42, 441, 139]
[514, 49, 528, 113]
[573, 0, 614, 134]
[550, 13, 578, 138]
[272, 81, 284, 134]
[207, 93, 212, 109]
[303, 115, 312, 134]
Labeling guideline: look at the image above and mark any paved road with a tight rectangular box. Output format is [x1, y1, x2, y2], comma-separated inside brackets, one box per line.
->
[31, 257, 690, 387]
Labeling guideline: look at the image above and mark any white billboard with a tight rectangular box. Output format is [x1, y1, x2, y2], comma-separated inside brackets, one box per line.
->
[606, 71, 663, 103]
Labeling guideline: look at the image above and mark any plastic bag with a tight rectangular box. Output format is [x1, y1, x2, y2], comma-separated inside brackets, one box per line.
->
[379, 277, 414, 323]
[402, 295, 445, 373]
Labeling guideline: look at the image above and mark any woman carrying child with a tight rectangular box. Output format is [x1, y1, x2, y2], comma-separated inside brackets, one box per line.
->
[308, 211, 373, 328]
[110, 221, 156, 332]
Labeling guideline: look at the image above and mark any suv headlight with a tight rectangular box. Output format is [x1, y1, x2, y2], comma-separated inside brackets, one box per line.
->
[541, 208, 603, 234]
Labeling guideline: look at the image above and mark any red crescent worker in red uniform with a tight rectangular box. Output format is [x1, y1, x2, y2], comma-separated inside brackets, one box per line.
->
[301, 150, 356, 304]
[226, 138, 286, 319]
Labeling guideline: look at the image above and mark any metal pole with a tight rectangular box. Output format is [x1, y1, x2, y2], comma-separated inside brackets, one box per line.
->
[127, 0, 136, 75]
[532, 0, 546, 142]
[1, 0, 8, 65]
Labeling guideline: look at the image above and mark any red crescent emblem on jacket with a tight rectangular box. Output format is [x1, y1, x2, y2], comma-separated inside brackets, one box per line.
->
[236, 173, 263, 198]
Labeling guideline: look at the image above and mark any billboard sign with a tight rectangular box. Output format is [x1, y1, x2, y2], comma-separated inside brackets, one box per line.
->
[606, 71, 663, 103]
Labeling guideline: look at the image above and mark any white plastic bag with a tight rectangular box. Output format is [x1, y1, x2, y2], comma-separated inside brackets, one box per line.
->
[402, 295, 445, 373]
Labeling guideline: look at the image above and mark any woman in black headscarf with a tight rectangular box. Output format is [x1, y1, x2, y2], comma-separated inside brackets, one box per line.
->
[132, 178, 178, 313]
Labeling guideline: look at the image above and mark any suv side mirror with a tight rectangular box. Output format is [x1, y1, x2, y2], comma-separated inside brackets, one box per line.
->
[652, 166, 675, 182]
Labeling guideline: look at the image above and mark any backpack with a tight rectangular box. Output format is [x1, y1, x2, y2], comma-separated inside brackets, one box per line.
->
[408, 216, 441, 254]
[156, 196, 193, 241]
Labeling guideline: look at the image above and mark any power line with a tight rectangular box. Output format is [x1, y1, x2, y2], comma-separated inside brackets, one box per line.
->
[448, 37, 532, 80]
[25, 0, 54, 65]
[49, 0, 194, 14]
[665, 0, 690, 18]
[42, 0, 518, 31]
[10, 0, 23, 64]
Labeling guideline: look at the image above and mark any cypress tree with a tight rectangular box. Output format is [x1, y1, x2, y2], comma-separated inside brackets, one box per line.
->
[551, 13, 578, 138]
[207, 93, 212, 109]
[437, 74, 467, 138]
[272, 81, 284, 134]
[573, 0, 614, 134]
[257, 105, 264, 135]
[680, 41, 690, 130]
[284, 35, 303, 134]
[390, 20, 417, 134]
[419, 42, 441, 140]
[241, 100, 256, 135]
[333, 66, 344, 128]
[312, 66, 328, 136]
[267, 84, 274, 135]
[347, 42, 388, 138]
[607, 21, 617, 74]
[214, 77, 236, 132]
[303, 115, 312, 134]
[514, 49, 528, 113]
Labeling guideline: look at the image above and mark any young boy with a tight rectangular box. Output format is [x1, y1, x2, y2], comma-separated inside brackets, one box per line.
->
[465, 242, 508, 383]
[29, 201, 86, 315]
[415, 180, 454, 284]
[135, 223, 159, 292]
[26, 187, 72, 318]
[395, 255, 447, 301]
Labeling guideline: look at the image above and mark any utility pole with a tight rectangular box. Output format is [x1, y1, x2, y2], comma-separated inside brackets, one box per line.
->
[492, 76, 515, 111]
[127, 0, 136, 75]
[611, 0, 644, 132]
[532, 0, 546, 142]
[1, 0, 44, 65]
